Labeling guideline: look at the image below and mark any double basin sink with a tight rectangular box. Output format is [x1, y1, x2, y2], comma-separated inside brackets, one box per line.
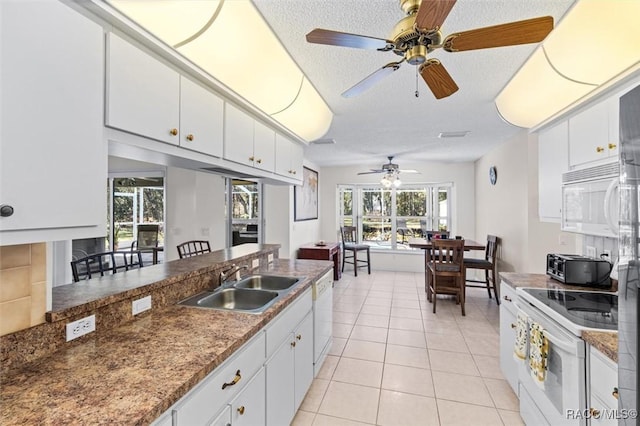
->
[178, 274, 304, 314]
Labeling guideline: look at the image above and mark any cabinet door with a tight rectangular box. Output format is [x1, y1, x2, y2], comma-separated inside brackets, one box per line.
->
[568, 100, 611, 167]
[253, 121, 276, 172]
[0, 0, 106, 236]
[265, 335, 295, 426]
[293, 312, 314, 410]
[230, 367, 266, 426]
[224, 104, 254, 167]
[538, 121, 568, 222]
[106, 33, 180, 145]
[180, 76, 223, 157]
[274, 134, 292, 176]
[290, 142, 304, 179]
[499, 283, 519, 395]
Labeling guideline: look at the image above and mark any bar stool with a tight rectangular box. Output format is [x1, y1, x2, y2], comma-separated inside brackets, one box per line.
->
[177, 240, 211, 258]
[340, 226, 371, 276]
[463, 235, 500, 304]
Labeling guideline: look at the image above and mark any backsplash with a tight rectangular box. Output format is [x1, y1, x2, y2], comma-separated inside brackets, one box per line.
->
[0, 243, 47, 336]
[582, 235, 618, 263]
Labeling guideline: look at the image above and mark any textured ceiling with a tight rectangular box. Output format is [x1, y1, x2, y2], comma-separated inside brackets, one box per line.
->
[253, 0, 575, 168]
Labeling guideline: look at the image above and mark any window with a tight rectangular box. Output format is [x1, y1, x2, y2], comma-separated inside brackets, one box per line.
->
[338, 183, 452, 251]
[229, 179, 261, 246]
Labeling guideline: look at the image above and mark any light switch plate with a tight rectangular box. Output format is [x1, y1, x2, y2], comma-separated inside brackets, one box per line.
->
[66, 314, 96, 342]
[132, 295, 152, 315]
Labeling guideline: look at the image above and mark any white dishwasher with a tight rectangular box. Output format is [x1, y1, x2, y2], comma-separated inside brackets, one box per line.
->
[312, 270, 333, 376]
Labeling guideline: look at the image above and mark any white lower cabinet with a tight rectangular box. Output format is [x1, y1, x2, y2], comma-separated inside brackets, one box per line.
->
[229, 368, 266, 426]
[499, 282, 519, 395]
[588, 345, 618, 426]
[210, 406, 231, 426]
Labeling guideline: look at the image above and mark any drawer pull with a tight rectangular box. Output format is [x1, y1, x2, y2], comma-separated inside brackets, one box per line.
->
[169, 128, 178, 136]
[589, 408, 600, 417]
[186, 134, 194, 141]
[291, 341, 296, 348]
[613, 387, 619, 399]
[256, 158, 262, 164]
[237, 406, 245, 415]
[609, 143, 617, 150]
[503, 295, 512, 302]
[296, 334, 302, 340]
[596, 146, 605, 153]
[249, 156, 255, 161]
[222, 370, 241, 389]
[510, 323, 517, 329]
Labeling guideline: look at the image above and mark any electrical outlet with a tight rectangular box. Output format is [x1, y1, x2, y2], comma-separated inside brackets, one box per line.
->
[132, 295, 152, 316]
[603, 249, 612, 260]
[66, 314, 96, 342]
[586, 246, 596, 258]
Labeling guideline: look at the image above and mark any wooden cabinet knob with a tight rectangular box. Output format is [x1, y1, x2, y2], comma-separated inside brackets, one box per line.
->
[169, 128, 178, 136]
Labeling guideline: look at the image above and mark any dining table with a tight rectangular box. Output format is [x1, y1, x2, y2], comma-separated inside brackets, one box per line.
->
[408, 237, 486, 299]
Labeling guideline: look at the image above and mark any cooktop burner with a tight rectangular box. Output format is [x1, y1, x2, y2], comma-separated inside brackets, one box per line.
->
[520, 288, 617, 332]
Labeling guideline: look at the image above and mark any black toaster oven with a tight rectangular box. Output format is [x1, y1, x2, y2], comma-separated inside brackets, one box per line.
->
[546, 253, 612, 287]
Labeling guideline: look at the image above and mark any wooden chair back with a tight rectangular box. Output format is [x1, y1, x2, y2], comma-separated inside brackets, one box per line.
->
[177, 240, 211, 259]
[341, 226, 357, 245]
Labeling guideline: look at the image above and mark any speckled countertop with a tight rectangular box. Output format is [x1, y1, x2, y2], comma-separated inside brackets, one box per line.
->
[0, 258, 333, 426]
[500, 272, 618, 363]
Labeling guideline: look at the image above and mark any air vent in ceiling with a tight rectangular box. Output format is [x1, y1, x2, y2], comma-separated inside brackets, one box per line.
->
[310, 138, 336, 145]
[438, 131, 469, 138]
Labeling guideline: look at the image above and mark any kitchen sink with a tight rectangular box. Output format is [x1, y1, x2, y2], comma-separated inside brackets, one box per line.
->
[179, 288, 279, 313]
[232, 275, 301, 291]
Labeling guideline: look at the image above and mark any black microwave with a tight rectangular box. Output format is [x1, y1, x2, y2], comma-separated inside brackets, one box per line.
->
[546, 254, 612, 287]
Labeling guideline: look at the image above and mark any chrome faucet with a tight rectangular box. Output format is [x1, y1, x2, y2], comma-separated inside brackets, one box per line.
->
[218, 264, 248, 288]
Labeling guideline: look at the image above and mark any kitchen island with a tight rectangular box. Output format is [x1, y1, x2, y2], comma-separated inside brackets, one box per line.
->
[0, 252, 333, 425]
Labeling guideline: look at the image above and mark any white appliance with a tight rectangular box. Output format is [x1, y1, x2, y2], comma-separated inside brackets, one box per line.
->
[312, 270, 333, 376]
[561, 162, 620, 237]
[515, 287, 618, 426]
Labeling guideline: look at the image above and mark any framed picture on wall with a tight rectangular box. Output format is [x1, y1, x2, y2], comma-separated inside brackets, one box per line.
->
[294, 167, 318, 221]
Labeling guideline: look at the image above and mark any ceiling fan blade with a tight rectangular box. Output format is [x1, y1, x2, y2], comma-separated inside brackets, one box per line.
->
[415, 0, 457, 32]
[419, 59, 459, 99]
[398, 169, 420, 174]
[357, 170, 385, 175]
[306, 28, 393, 50]
[342, 61, 403, 98]
[443, 16, 553, 52]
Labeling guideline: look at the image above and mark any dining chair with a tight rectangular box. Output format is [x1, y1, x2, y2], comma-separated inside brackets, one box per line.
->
[70, 250, 144, 282]
[464, 235, 500, 304]
[130, 224, 160, 253]
[340, 226, 371, 276]
[396, 219, 412, 244]
[426, 239, 466, 315]
[177, 240, 212, 259]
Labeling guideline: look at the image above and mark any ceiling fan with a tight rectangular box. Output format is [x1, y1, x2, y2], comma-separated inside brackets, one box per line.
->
[357, 156, 419, 175]
[306, 0, 553, 99]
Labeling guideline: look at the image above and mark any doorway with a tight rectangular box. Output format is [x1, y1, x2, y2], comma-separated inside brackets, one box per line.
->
[229, 179, 262, 246]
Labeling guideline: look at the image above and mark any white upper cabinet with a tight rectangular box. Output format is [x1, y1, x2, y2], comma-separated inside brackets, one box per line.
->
[275, 134, 304, 181]
[568, 96, 619, 167]
[179, 76, 224, 157]
[538, 120, 569, 222]
[253, 120, 276, 172]
[0, 0, 106, 242]
[224, 103, 255, 167]
[106, 33, 180, 145]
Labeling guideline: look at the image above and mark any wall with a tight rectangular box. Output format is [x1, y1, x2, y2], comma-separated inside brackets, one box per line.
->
[317, 161, 476, 272]
[0, 243, 47, 336]
[165, 167, 227, 261]
[474, 130, 577, 274]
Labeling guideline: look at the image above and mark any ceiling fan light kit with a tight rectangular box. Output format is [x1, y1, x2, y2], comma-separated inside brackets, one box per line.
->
[306, 0, 554, 100]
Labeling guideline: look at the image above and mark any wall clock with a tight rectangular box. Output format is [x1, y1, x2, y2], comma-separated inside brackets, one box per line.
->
[489, 166, 497, 185]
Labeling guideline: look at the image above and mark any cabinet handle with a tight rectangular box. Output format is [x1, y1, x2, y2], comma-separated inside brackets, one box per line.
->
[503, 295, 512, 302]
[510, 323, 517, 329]
[169, 128, 178, 136]
[589, 408, 600, 417]
[296, 334, 302, 340]
[256, 158, 262, 164]
[292, 170, 297, 175]
[291, 341, 296, 348]
[186, 134, 194, 141]
[237, 406, 245, 415]
[249, 156, 255, 161]
[613, 387, 619, 399]
[221, 369, 241, 389]
[596, 146, 605, 153]
[608, 143, 617, 150]
[0, 204, 15, 217]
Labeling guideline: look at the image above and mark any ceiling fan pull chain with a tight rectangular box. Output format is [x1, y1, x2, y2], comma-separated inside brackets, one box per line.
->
[415, 67, 420, 98]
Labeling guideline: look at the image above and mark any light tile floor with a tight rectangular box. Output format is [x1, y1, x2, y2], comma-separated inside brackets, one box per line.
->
[292, 270, 524, 426]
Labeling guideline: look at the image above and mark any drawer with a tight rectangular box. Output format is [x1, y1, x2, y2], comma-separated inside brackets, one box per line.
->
[172, 331, 266, 425]
[266, 288, 312, 357]
[500, 281, 518, 316]
[590, 394, 618, 426]
[589, 346, 618, 408]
